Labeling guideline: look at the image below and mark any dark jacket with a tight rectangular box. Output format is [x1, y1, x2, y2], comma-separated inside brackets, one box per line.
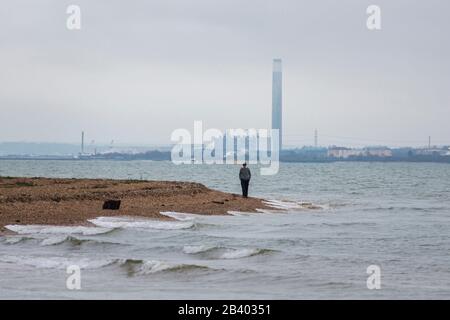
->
[239, 167, 251, 180]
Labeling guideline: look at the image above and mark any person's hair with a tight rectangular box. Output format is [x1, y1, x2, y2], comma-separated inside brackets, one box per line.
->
[243, 163, 247, 167]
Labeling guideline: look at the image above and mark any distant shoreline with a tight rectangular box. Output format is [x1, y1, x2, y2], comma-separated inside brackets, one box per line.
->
[1, 157, 450, 164]
[0, 177, 270, 234]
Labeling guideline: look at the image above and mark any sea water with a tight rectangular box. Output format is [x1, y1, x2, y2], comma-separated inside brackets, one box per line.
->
[0, 160, 449, 299]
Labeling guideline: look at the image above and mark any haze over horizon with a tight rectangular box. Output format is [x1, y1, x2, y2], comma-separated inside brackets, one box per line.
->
[1, 0, 449, 148]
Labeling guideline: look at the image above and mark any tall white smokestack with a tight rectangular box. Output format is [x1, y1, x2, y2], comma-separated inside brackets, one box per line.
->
[272, 59, 282, 150]
[81, 131, 85, 154]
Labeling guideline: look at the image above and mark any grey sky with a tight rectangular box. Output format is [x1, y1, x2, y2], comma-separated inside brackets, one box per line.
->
[0, 0, 449, 147]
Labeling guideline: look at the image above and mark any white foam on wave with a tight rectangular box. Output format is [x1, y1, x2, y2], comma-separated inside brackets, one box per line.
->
[219, 248, 262, 259]
[256, 208, 285, 214]
[263, 199, 302, 210]
[5, 224, 113, 236]
[40, 236, 68, 246]
[88, 216, 194, 230]
[3, 236, 31, 244]
[133, 260, 173, 275]
[117, 258, 210, 275]
[0, 255, 115, 270]
[0, 254, 211, 273]
[182, 245, 272, 259]
[227, 211, 256, 216]
[263, 199, 326, 211]
[182, 245, 214, 254]
[160, 211, 197, 221]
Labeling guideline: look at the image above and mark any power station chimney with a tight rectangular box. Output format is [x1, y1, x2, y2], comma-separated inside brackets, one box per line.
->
[272, 59, 283, 150]
[81, 131, 85, 154]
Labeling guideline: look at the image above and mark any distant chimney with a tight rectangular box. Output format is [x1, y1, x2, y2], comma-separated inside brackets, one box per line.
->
[272, 59, 283, 150]
[81, 131, 85, 154]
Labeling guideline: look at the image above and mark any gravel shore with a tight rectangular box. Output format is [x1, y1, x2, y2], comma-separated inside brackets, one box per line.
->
[0, 177, 270, 234]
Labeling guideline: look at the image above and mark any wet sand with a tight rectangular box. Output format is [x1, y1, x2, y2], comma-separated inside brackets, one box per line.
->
[0, 177, 271, 234]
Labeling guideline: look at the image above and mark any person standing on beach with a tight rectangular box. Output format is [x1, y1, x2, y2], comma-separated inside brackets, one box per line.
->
[239, 163, 251, 198]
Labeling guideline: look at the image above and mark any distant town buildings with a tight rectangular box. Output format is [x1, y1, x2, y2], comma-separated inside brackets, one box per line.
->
[2, 143, 450, 163]
[328, 146, 393, 159]
[328, 147, 362, 159]
[414, 147, 450, 157]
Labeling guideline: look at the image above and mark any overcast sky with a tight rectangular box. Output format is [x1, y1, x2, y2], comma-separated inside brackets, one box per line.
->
[0, 0, 449, 147]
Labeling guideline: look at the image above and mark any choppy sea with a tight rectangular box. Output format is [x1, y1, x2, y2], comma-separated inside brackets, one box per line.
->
[0, 160, 449, 299]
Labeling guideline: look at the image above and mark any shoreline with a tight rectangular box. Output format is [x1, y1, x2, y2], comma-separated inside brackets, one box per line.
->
[0, 177, 271, 235]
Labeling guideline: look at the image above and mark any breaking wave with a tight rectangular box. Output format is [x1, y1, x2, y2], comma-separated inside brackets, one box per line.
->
[182, 245, 215, 254]
[263, 199, 326, 211]
[2, 236, 34, 245]
[160, 211, 197, 221]
[227, 211, 257, 216]
[88, 216, 195, 230]
[1, 234, 120, 247]
[0, 255, 116, 270]
[5, 224, 114, 236]
[39, 235, 121, 247]
[182, 245, 275, 259]
[0, 255, 210, 275]
[220, 248, 272, 259]
[117, 259, 210, 276]
[315, 222, 377, 228]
